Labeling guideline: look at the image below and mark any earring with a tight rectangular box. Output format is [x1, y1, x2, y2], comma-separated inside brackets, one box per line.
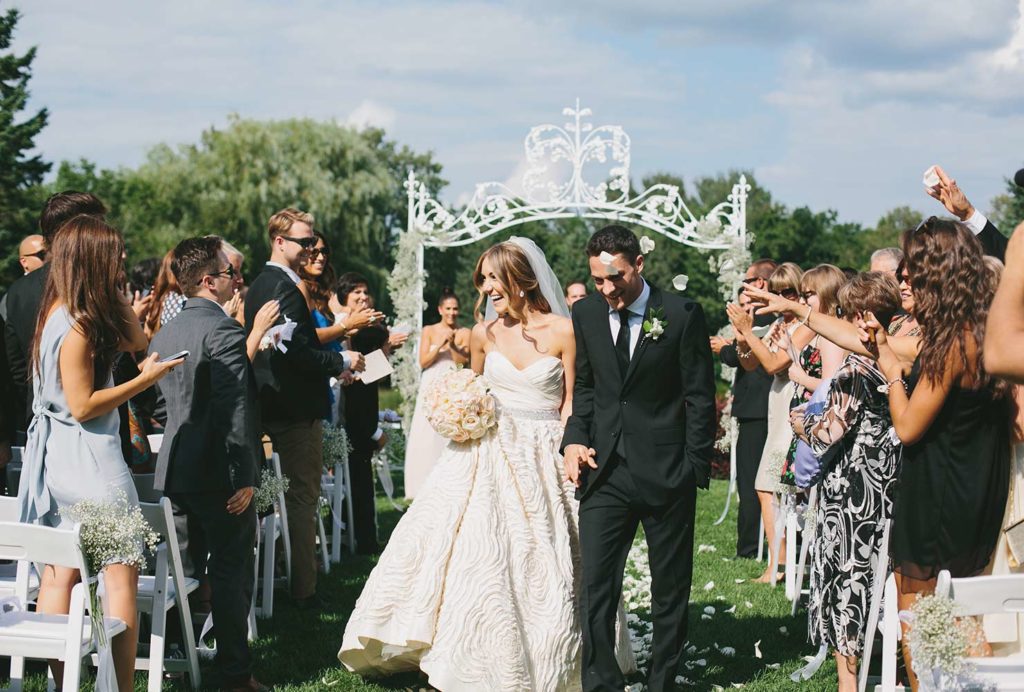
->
[519, 290, 525, 297]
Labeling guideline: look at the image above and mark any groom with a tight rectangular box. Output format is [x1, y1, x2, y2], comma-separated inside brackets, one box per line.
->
[562, 225, 716, 692]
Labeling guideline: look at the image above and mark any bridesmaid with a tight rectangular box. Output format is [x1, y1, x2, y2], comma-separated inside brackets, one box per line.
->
[20, 215, 182, 690]
[403, 289, 471, 499]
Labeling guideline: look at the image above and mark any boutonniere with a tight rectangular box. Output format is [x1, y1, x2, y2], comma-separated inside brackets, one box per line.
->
[642, 307, 667, 342]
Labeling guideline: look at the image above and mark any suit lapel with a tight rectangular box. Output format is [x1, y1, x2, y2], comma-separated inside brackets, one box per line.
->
[622, 284, 662, 390]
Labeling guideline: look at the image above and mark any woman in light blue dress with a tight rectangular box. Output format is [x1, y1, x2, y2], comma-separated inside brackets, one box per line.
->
[18, 215, 182, 691]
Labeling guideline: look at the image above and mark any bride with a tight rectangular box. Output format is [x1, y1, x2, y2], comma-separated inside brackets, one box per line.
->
[338, 237, 634, 691]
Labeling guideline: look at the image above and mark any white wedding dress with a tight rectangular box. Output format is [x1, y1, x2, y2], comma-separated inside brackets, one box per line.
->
[339, 350, 634, 691]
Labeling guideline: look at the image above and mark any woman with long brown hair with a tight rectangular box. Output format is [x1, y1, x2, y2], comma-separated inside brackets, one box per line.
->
[19, 215, 182, 691]
[145, 248, 186, 336]
[340, 237, 635, 689]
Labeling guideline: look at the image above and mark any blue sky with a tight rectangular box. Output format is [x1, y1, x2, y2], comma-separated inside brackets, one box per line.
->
[15, 0, 1024, 226]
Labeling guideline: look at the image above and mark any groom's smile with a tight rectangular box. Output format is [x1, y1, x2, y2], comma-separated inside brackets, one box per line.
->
[589, 252, 645, 311]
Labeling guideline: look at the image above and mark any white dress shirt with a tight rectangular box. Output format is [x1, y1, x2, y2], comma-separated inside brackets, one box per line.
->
[607, 280, 650, 358]
[964, 209, 988, 236]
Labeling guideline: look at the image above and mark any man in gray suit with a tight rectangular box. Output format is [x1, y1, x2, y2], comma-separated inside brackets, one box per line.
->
[150, 236, 267, 692]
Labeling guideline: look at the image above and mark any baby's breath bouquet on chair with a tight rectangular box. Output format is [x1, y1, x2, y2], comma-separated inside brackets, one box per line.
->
[253, 467, 290, 514]
[60, 489, 159, 687]
[902, 593, 987, 690]
[425, 368, 497, 443]
[322, 423, 351, 470]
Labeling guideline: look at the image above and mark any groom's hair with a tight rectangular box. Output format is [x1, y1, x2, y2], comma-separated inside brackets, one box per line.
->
[587, 225, 641, 263]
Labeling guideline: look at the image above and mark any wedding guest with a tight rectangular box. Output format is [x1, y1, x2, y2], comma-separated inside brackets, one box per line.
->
[339, 272, 394, 554]
[147, 249, 187, 336]
[728, 262, 810, 582]
[714, 259, 775, 559]
[987, 221, 1024, 382]
[245, 208, 363, 608]
[300, 232, 381, 423]
[5, 191, 108, 431]
[749, 220, 1011, 690]
[782, 264, 848, 483]
[128, 257, 160, 297]
[403, 288, 471, 499]
[150, 236, 266, 692]
[925, 164, 1007, 261]
[793, 272, 902, 691]
[19, 215, 181, 690]
[565, 281, 587, 307]
[17, 234, 46, 274]
[887, 255, 921, 338]
[209, 236, 247, 324]
[868, 247, 901, 277]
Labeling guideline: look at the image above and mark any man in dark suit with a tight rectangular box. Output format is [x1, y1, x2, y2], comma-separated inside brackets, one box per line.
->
[4, 191, 109, 430]
[244, 208, 363, 608]
[711, 260, 777, 559]
[150, 236, 266, 692]
[562, 225, 716, 692]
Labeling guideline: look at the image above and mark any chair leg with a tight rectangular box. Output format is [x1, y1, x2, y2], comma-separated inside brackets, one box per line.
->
[880, 574, 899, 691]
[332, 463, 344, 563]
[148, 603, 168, 692]
[317, 510, 330, 575]
[757, 516, 765, 562]
[785, 506, 798, 600]
[260, 516, 276, 619]
[9, 653, 25, 691]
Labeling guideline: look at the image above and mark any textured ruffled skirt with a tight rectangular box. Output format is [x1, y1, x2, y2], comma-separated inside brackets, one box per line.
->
[338, 411, 632, 691]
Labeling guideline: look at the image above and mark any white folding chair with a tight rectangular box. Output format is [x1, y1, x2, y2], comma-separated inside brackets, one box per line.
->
[254, 453, 291, 619]
[146, 434, 163, 454]
[0, 521, 126, 692]
[873, 572, 904, 691]
[323, 458, 356, 562]
[790, 487, 817, 614]
[128, 498, 202, 692]
[935, 570, 1024, 689]
[858, 519, 892, 692]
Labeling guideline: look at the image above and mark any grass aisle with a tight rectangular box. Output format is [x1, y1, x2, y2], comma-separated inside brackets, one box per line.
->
[5, 479, 839, 690]
[253, 479, 839, 691]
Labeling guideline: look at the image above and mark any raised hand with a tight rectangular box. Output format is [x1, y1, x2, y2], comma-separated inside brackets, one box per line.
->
[131, 290, 153, 321]
[925, 165, 974, 221]
[726, 303, 753, 335]
[743, 285, 802, 318]
[345, 350, 366, 372]
[344, 306, 386, 333]
[252, 300, 280, 336]
[224, 289, 244, 320]
[709, 335, 730, 355]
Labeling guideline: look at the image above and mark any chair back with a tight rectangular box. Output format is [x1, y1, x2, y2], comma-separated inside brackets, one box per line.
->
[133, 473, 161, 503]
[937, 570, 1024, 616]
[0, 496, 19, 522]
[5, 462, 21, 498]
[0, 521, 88, 577]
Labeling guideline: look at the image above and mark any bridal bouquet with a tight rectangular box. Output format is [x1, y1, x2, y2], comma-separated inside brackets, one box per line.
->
[425, 368, 497, 442]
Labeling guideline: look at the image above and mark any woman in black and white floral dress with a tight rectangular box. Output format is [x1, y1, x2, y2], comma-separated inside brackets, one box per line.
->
[793, 272, 903, 691]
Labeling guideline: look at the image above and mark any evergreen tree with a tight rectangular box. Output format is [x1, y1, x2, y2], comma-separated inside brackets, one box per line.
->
[0, 8, 49, 287]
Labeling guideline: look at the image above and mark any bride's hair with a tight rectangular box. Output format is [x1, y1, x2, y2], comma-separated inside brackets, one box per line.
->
[473, 241, 552, 322]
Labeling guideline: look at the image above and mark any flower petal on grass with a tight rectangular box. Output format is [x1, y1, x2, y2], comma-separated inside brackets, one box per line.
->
[754, 640, 762, 659]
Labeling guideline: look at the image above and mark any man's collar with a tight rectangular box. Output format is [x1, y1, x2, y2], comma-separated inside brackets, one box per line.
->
[608, 279, 650, 316]
[266, 260, 302, 285]
[184, 295, 225, 311]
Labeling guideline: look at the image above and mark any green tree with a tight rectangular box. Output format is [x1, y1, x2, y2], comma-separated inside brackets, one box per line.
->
[989, 169, 1024, 234]
[0, 8, 50, 287]
[51, 117, 445, 313]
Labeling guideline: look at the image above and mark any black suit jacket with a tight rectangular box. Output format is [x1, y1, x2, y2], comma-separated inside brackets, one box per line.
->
[244, 264, 345, 423]
[3, 265, 47, 429]
[561, 285, 717, 504]
[343, 325, 388, 453]
[719, 312, 774, 420]
[150, 298, 262, 494]
[979, 219, 1007, 263]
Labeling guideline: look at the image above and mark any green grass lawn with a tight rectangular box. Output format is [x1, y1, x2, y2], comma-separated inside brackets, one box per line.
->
[5, 478, 842, 690]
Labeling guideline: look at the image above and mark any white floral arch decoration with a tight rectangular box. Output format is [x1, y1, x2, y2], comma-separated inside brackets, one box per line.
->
[388, 101, 752, 422]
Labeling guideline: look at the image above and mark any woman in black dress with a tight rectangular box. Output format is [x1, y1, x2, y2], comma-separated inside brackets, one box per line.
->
[866, 219, 1010, 691]
[337, 272, 409, 554]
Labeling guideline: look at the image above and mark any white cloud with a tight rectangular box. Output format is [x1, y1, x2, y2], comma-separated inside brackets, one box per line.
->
[346, 100, 397, 131]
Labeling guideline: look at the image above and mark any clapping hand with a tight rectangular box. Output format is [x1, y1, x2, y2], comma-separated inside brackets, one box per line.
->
[343, 306, 386, 333]
[131, 290, 153, 322]
[709, 335, 730, 355]
[252, 300, 280, 335]
[725, 303, 753, 335]
[345, 351, 366, 372]
[562, 444, 597, 487]
[224, 289, 244, 320]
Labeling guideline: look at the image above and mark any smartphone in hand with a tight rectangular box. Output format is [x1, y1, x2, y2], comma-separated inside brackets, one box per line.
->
[158, 350, 189, 364]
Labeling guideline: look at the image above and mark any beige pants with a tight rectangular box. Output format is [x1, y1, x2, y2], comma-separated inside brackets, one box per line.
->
[265, 419, 323, 600]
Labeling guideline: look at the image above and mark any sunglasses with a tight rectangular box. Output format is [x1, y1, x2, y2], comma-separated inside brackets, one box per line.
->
[741, 277, 760, 284]
[280, 235, 318, 250]
[20, 249, 47, 261]
[309, 247, 330, 259]
[772, 288, 799, 300]
[800, 291, 817, 301]
[199, 264, 237, 284]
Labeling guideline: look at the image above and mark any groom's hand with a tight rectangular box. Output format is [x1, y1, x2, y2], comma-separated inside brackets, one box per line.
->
[562, 444, 597, 487]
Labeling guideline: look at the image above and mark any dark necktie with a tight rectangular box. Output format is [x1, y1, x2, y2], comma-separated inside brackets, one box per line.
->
[615, 308, 631, 375]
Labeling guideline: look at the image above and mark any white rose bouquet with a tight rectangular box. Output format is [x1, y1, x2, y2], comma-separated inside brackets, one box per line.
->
[425, 368, 498, 442]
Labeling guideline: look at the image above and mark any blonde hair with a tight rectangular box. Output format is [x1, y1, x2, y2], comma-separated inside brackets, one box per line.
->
[768, 262, 802, 294]
[473, 241, 552, 323]
[267, 207, 314, 241]
[801, 264, 847, 316]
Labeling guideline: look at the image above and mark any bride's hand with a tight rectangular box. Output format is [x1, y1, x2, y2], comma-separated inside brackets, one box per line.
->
[562, 444, 597, 487]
